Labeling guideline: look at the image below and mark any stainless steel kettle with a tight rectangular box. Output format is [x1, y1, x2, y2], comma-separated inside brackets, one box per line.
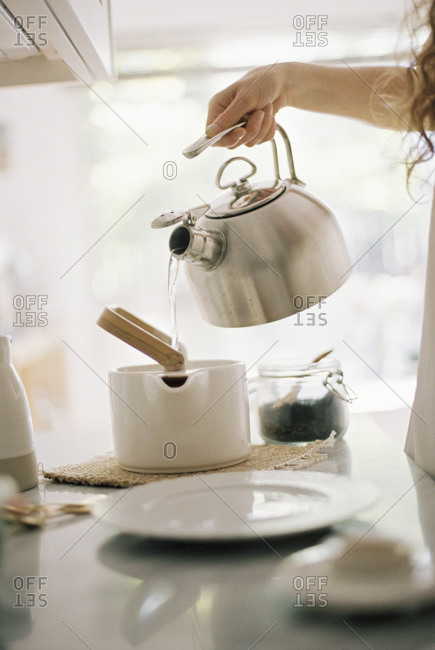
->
[152, 123, 351, 328]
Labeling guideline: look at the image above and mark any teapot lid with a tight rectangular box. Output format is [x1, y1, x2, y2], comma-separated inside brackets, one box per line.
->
[207, 178, 286, 218]
[151, 178, 286, 228]
[206, 156, 286, 218]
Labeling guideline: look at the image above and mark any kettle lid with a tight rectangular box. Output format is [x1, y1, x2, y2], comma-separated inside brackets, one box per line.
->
[207, 178, 286, 218]
[206, 156, 286, 218]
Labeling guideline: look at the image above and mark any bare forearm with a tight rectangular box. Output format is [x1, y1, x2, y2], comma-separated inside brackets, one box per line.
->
[206, 61, 414, 147]
[282, 62, 412, 130]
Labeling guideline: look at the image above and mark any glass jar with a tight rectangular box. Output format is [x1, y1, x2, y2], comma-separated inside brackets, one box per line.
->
[257, 357, 356, 444]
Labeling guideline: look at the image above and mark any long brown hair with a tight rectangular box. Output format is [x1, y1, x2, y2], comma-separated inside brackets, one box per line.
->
[407, 0, 435, 182]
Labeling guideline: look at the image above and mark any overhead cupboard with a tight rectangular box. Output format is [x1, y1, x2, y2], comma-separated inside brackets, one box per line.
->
[0, 0, 114, 86]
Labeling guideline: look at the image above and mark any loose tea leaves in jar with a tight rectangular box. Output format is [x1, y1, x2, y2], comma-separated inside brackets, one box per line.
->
[260, 389, 347, 443]
[257, 358, 355, 444]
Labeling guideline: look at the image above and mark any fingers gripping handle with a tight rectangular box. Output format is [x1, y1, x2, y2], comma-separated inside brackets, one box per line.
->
[182, 122, 247, 159]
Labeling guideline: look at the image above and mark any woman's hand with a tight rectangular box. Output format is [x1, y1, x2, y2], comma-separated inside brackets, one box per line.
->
[205, 63, 291, 148]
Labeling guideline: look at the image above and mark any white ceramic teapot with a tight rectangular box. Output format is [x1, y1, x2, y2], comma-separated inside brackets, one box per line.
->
[109, 359, 250, 473]
[97, 307, 250, 473]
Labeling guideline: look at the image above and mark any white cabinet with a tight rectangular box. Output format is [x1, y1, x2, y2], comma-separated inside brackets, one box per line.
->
[0, 0, 114, 86]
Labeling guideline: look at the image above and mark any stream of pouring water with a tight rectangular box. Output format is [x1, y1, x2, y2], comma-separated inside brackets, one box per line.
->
[168, 254, 180, 351]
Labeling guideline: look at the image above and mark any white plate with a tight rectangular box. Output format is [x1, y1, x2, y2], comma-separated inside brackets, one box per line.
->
[275, 537, 435, 615]
[93, 471, 378, 542]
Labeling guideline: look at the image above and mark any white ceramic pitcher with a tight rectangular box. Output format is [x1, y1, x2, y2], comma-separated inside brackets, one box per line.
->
[0, 336, 38, 491]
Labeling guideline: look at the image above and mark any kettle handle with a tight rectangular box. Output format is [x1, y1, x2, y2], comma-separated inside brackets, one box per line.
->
[183, 121, 304, 185]
[272, 124, 304, 185]
[182, 122, 247, 158]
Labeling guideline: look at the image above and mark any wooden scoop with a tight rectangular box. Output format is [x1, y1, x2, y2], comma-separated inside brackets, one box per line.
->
[97, 306, 186, 372]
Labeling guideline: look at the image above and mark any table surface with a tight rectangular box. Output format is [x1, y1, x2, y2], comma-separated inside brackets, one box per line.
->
[1, 411, 435, 650]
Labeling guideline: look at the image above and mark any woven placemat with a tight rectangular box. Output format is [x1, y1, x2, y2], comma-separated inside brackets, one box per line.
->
[43, 434, 335, 488]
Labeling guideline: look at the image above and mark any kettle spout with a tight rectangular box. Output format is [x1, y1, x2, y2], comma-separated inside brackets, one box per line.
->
[169, 225, 226, 270]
